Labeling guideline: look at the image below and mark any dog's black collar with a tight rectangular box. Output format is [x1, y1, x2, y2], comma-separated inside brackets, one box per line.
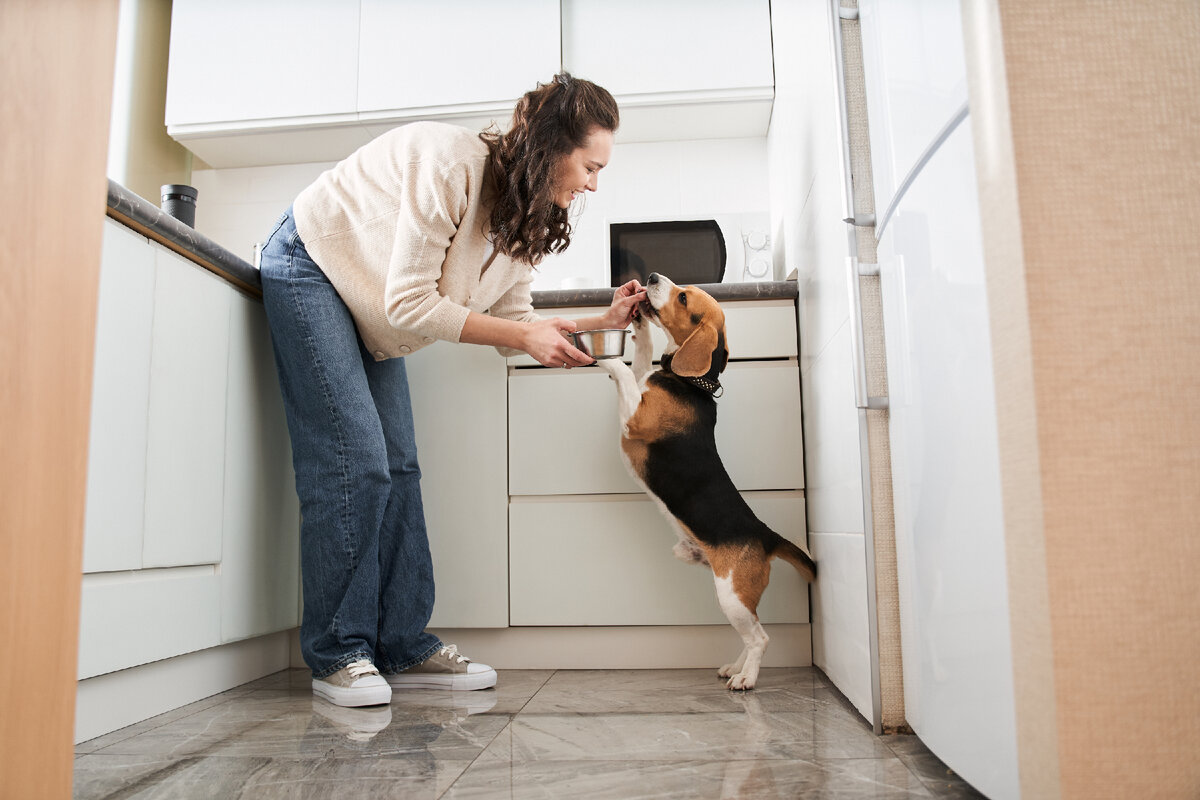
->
[661, 353, 723, 397]
[683, 375, 724, 397]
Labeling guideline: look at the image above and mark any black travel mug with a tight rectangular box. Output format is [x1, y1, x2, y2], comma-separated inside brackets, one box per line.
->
[160, 184, 198, 228]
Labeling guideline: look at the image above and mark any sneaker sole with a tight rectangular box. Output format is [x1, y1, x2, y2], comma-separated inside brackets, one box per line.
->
[311, 679, 392, 707]
[387, 670, 498, 692]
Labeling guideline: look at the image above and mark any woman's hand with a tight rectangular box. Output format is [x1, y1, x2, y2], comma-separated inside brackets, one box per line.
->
[600, 280, 647, 329]
[523, 317, 594, 368]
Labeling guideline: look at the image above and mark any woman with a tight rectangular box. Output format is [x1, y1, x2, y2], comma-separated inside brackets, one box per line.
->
[259, 73, 640, 708]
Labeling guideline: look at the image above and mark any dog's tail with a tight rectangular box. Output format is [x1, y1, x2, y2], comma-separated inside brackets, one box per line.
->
[767, 534, 817, 582]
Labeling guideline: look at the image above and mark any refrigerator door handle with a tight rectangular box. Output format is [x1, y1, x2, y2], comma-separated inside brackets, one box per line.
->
[847, 256, 889, 411]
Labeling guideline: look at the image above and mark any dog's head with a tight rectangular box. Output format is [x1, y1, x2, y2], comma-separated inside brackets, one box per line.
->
[641, 273, 729, 379]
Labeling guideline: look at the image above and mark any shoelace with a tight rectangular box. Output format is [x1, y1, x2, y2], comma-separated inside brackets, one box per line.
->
[439, 644, 469, 664]
[345, 659, 380, 679]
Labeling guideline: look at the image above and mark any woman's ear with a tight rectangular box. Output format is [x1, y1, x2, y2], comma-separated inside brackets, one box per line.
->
[671, 322, 720, 377]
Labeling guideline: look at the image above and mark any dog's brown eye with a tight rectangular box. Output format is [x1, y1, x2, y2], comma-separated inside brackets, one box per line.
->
[678, 292, 688, 307]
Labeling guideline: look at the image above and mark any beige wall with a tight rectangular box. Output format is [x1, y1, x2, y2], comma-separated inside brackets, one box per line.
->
[0, 0, 119, 797]
[108, 0, 192, 203]
[968, 1, 1200, 797]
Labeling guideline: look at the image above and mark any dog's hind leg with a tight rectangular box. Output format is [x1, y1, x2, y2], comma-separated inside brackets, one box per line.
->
[710, 550, 771, 690]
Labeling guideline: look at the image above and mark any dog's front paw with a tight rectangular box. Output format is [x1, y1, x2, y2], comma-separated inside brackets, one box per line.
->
[631, 312, 650, 338]
[718, 662, 738, 679]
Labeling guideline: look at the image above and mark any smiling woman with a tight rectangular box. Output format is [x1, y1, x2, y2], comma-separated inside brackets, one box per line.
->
[256, 72, 643, 709]
[482, 72, 618, 262]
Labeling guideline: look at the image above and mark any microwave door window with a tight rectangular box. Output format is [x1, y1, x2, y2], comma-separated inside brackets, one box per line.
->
[610, 220, 726, 286]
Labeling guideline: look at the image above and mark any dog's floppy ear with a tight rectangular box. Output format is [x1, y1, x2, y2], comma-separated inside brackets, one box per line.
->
[672, 321, 722, 377]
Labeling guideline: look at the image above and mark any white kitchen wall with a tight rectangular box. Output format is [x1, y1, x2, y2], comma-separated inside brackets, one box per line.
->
[190, 135, 768, 292]
[767, 0, 873, 720]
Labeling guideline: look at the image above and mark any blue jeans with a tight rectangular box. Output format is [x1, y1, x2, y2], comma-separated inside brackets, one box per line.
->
[259, 208, 442, 679]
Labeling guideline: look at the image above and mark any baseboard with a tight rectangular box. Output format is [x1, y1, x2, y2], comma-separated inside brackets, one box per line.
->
[426, 624, 813, 670]
[285, 623, 813, 673]
[75, 631, 292, 744]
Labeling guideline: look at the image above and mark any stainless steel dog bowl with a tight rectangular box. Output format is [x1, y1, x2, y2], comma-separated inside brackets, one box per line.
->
[570, 329, 628, 360]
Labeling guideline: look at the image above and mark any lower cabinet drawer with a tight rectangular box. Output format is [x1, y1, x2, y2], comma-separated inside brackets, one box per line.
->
[509, 492, 809, 626]
[508, 360, 804, 495]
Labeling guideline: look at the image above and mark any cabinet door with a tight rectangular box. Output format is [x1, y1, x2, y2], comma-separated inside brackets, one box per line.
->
[562, 0, 774, 96]
[165, 0, 360, 126]
[405, 342, 509, 627]
[509, 360, 804, 495]
[510, 492, 808, 626]
[83, 221, 156, 574]
[142, 252, 231, 567]
[358, 0, 560, 114]
[219, 294, 301, 643]
[78, 566, 221, 679]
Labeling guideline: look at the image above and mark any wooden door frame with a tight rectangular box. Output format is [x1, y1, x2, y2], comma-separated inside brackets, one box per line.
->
[0, 1, 120, 797]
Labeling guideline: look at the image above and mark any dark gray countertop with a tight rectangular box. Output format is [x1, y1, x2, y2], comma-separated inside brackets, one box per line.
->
[106, 180, 798, 306]
[106, 179, 262, 297]
[531, 281, 797, 309]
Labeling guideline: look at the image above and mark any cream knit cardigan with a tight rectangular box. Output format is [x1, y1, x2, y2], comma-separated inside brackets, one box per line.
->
[293, 121, 539, 361]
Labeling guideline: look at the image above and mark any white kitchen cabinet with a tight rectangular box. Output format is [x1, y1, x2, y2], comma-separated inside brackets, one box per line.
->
[166, 0, 776, 166]
[219, 293, 301, 643]
[562, 0, 773, 96]
[83, 221, 156, 574]
[509, 361, 804, 495]
[165, 0, 361, 128]
[562, 0, 774, 141]
[80, 216, 301, 681]
[77, 566, 222, 680]
[141, 250, 232, 568]
[357, 0, 559, 120]
[509, 492, 809, 626]
[507, 296, 807, 629]
[405, 341, 510, 628]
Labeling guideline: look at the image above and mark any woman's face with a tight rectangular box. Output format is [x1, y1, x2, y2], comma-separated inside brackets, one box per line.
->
[552, 127, 614, 209]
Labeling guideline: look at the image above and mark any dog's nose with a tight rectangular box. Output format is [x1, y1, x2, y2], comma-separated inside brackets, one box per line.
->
[647, 273, 661, 286]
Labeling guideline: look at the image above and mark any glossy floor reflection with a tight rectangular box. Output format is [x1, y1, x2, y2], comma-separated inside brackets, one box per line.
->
[74, 668, 985, 798]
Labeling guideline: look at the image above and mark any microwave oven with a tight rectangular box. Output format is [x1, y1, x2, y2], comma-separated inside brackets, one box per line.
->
[609, 213, 775, 287]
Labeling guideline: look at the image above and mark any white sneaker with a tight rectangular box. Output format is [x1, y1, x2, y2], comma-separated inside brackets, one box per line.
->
[385, 644, 498, 691]
[312, 659, 392, 707]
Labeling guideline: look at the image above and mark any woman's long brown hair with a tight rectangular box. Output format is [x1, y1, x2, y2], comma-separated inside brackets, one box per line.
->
[481, 73, 619, 266]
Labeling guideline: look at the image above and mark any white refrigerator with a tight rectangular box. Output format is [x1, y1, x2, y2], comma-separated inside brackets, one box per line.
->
[858, 2, 1019, 797]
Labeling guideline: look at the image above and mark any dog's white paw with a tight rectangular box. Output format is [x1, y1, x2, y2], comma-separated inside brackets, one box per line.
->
[724, 672, 757, 691]
[631, 313, 650, 338]
[717, 663, 738, 678]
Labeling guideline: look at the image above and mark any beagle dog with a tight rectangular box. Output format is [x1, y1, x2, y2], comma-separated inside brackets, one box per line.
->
[597, 273, 816, 690]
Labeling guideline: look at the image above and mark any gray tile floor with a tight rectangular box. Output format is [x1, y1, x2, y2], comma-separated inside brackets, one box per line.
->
[74, 667, 985, 798]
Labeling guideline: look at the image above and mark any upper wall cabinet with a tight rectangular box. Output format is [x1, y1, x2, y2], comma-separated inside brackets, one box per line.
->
[166, 1, 774, 168]
[562, 0, 773, 96]
[357, 0, 560, 136]
[562, 0, 774, 142]
[166, 0, 361, 126]
[166, 0, 371, 168]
